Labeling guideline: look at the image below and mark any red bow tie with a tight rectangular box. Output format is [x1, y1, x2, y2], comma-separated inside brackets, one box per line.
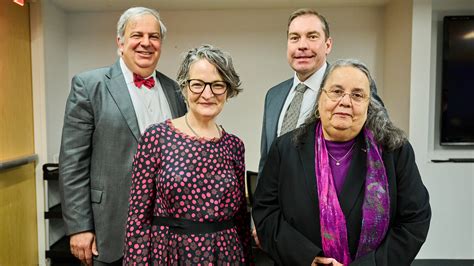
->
[133, 73, 155, 89]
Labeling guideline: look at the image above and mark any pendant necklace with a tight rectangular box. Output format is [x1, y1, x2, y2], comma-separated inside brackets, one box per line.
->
[327, 143, 356, 166]
[185, 114, 221, 138]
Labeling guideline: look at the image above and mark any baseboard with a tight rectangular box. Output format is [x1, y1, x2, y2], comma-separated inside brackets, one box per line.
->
[413, 260, 474, 266]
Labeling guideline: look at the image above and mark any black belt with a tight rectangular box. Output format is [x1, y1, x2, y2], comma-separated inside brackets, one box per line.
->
[152, 216, 235, 234]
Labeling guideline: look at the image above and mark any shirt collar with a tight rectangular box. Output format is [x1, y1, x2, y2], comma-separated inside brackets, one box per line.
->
[292, 62, 328, 92]
[119, 57, 156, 86]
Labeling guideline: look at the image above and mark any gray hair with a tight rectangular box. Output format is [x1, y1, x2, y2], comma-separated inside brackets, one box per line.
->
[295, 59, 407, 151]
[287, 8, 330, 40]
[116, 7, 167, 55]
[177, 44, 242, 99]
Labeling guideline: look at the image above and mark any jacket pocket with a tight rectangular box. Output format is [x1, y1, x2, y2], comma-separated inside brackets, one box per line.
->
[90, 189, 103, 203]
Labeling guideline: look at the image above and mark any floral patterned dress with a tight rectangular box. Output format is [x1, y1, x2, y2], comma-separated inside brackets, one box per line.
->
[123, 120, 250, 265]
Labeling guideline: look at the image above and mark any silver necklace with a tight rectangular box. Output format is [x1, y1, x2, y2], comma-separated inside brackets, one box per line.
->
[327, 143, 356, 166]
[184, 114, 221, 138]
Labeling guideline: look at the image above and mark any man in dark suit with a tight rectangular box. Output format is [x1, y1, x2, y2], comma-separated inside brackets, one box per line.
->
[259, 8, 384, 175]
[59, 7, 186, 265]
[259, 8, 333, 176]
[253, 6, 334, 251]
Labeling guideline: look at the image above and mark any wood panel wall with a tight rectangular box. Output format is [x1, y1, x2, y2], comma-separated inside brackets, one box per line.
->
[0, 2, 38, 265]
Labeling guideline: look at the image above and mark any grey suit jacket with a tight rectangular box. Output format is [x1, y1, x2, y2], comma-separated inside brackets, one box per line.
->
[58, 60, 187, 262]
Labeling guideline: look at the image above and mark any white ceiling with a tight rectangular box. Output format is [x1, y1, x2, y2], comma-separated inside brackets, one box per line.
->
[50, 0, 390, 12]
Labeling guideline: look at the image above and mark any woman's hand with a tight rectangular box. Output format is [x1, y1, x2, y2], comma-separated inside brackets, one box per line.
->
[311, 256, 343, 266]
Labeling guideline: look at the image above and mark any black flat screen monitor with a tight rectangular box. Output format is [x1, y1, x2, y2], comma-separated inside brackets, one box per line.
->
[440, 16, 474, 146]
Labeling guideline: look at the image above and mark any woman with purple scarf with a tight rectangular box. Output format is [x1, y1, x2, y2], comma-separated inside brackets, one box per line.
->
[253, 59, 431, 265]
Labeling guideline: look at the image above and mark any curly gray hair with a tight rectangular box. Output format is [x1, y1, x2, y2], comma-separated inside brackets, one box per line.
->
[295, 59, 406, 151]
[177, 44, 242, 99]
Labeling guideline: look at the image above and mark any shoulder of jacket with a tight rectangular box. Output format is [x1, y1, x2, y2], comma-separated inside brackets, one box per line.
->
[267, 78, 292, 93]
[75, 65, 111, 79]
[156, 71, 177, 84]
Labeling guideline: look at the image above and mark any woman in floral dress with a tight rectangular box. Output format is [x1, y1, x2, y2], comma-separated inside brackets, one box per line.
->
[123, 44, 250, 265]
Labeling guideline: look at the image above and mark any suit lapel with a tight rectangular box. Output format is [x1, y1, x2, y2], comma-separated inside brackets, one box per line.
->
[338, 133, 367, 218]
[156, 71, 182, 118]
[297, 124, 319, 211]
[267, 78, 293, 141]
[105, 60, 140, 141]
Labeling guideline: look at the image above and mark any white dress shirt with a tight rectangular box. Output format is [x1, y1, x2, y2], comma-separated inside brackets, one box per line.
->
[277, 62, 328, 136]
[120, 58, 173, 134]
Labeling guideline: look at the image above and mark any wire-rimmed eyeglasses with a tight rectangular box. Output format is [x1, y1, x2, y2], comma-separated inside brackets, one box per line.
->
[322, 88, 369, 103]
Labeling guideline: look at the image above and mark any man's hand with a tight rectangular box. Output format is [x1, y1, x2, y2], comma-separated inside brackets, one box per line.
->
[311, 256, 343, 266]
[70, 231, 99, 265]
[251, 228, 262, 249]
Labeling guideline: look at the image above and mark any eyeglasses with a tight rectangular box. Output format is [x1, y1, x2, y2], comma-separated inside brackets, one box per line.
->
[187, 79, 228, 95]
[322, 88, 369, 103]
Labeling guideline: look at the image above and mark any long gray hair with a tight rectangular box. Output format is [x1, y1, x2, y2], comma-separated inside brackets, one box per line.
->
[176, 44, 242, 99]
[295, 59, 407, 151]
[116, 7, 167, 56]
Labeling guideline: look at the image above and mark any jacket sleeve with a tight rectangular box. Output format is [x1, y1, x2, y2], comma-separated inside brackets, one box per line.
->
[59, 75, 95, 235]
[123, 128, 160, 264]
[253, 140, 322, 265]
[257, 92, 270, 180]
[351, 142, 431, 266]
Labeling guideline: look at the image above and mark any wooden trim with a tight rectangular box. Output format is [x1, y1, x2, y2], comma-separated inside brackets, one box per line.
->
[30, 1, 48, 264]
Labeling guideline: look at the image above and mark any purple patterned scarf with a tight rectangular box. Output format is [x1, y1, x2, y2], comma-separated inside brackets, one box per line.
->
[314, 122, 390, 265]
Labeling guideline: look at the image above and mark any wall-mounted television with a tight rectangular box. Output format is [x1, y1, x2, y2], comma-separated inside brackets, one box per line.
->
[440, 15, 474, 146]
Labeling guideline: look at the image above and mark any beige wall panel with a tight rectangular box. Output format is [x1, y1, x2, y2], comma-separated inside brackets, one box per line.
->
[383, 0, 413, 133]
[0, 2, 34, 161]
[0, 163, 38, 265]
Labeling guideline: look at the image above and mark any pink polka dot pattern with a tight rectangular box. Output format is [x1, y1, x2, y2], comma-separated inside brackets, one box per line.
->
[123, 120, 251, 265]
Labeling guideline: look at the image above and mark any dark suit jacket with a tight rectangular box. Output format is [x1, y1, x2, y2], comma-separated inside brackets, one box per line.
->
[258, 70, 384, 178]
[58, 60, 187, 262]
[258, 78, 293, 176]
[253, 123, 431, 266]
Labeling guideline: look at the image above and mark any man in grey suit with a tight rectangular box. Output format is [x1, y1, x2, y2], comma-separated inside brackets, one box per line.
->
[59, 7, 186, 265]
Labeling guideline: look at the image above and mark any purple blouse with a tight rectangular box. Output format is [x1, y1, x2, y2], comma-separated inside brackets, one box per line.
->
[325, 139, 356, 195]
